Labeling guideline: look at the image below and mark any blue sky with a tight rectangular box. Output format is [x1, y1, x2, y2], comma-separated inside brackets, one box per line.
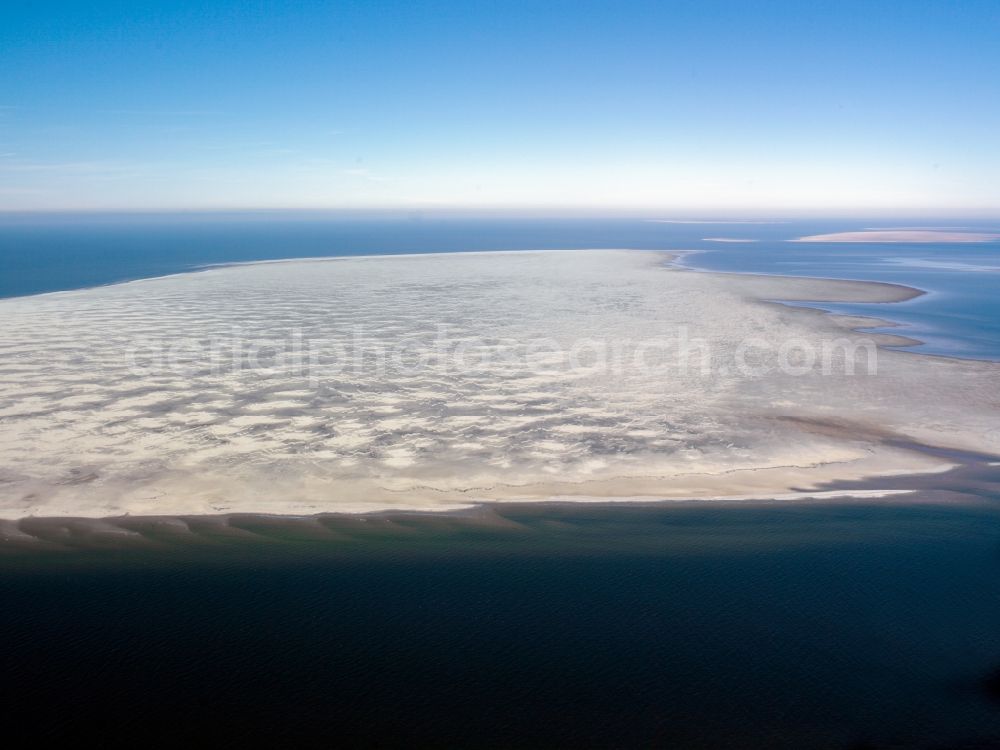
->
[1, 0, 998, 214]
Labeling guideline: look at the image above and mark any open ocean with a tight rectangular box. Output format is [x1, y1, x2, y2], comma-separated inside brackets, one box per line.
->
[2, 214, 1000, 747]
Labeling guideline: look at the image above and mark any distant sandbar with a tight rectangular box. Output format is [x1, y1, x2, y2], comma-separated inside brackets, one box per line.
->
[792, 230, 1000, 243]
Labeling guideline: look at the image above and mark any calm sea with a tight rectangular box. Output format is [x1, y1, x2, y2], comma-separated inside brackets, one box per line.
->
[2, 214, 1000, 747]
[3, 503, 1000, 748]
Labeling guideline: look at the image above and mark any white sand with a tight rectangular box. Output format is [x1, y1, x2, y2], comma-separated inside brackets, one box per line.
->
[0, 249, 997, 519]
[792, 230, 1000, 243]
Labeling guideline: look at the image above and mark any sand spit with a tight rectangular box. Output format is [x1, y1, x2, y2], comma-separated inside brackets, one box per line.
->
[792, 230, 1000, 243]
[0, 249, 998, 522]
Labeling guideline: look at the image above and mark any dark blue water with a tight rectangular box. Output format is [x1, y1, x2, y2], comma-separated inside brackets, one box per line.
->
[2, 213, 999, 359]
[3, 503, 1000, 748]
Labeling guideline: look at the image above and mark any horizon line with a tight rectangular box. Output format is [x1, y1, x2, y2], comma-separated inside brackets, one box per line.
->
[1, 205, 999, 222]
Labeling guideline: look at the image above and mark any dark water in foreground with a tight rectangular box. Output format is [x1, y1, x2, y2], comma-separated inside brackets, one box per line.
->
[3, 502, 1000, 748]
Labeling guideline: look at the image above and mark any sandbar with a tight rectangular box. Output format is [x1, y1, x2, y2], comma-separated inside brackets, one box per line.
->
[0, 249, 997, 522]
[792, 230, 1000, 243]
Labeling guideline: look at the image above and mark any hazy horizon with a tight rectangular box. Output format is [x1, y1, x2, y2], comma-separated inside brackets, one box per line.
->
[2, 208, 1000, 223]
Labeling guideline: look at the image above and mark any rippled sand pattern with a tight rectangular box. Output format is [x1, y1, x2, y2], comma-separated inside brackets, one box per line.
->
[0, 250, 997, 518]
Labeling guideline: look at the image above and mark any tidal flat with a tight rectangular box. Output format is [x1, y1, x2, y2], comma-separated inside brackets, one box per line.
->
[1, 249, 998, 520]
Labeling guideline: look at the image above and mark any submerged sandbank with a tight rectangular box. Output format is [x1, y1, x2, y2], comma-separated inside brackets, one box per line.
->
[0, 249, 997, 521]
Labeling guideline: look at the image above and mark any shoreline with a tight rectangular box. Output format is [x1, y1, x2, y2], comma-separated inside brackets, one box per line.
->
[669, 249, 982, 360]
[4, 460, 1000, 556]
[670, 247, 927, 304]
[0, 248, 666, 303]
[6, 405, 1000, 551]
[676, 250, 1000, 363]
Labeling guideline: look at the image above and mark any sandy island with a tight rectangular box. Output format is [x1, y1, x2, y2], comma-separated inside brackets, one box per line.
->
[0, 249, 998, 531]
[792, 230, 1000, 243]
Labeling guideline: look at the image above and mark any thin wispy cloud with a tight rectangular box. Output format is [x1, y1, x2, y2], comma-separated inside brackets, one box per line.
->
[0, 186, 46, 196]
[101, 109, 223, 116]
[0, 160, 142, 175]
[341, 167, 393, 184]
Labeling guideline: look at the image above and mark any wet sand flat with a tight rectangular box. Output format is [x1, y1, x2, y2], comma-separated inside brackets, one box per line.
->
[0, 249, 997, 521]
